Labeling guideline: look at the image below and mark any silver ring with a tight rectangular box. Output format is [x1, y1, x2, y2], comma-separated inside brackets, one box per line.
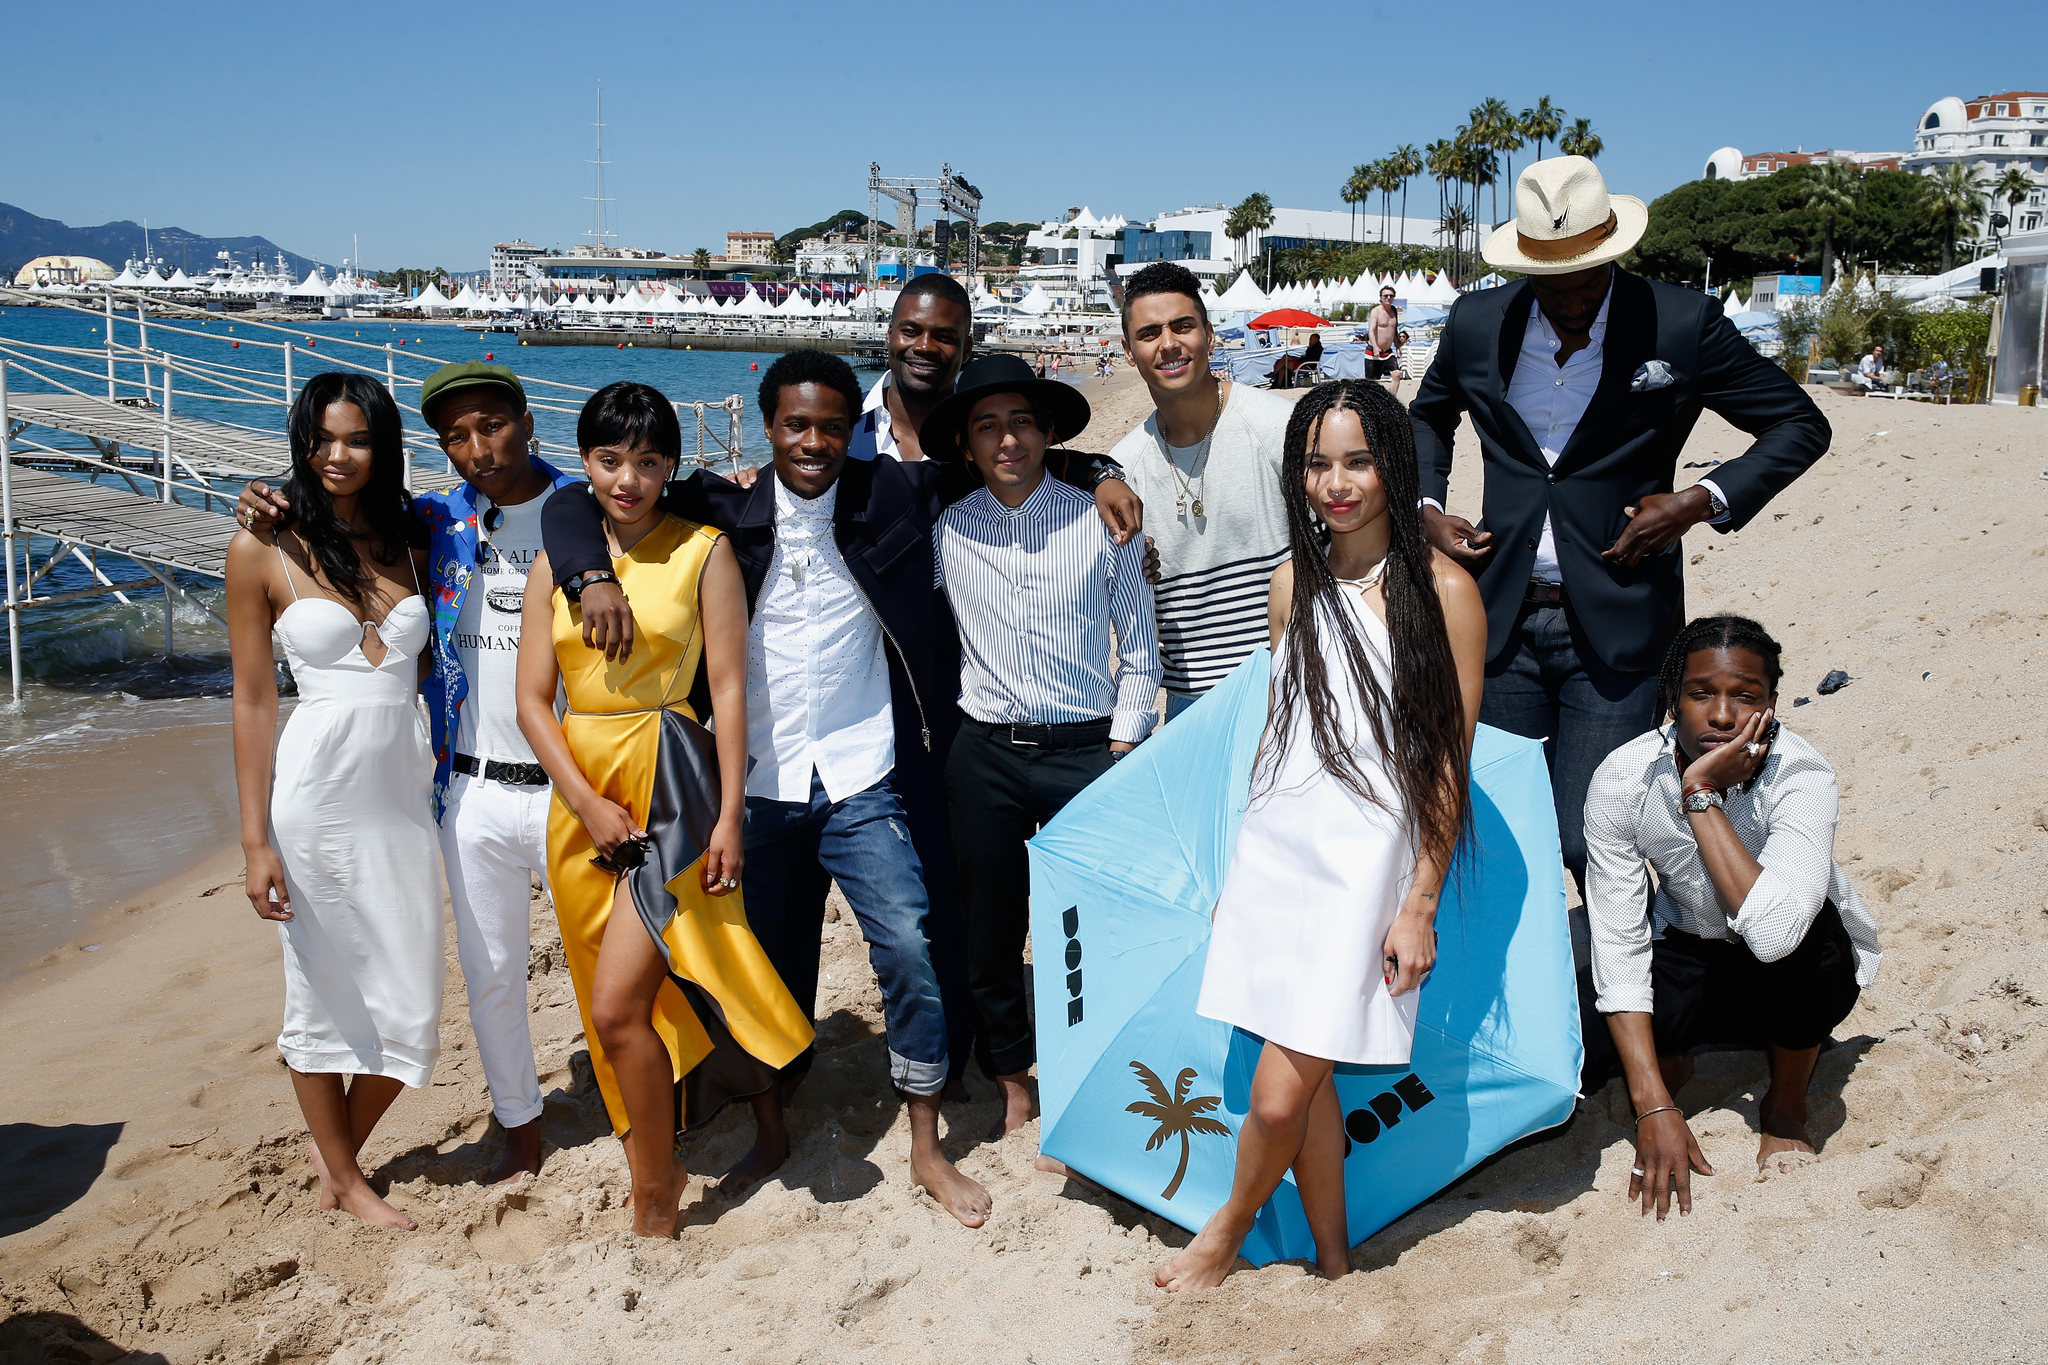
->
[1745, 742, 1764, 758]
[1631, 1167, 1646, 1178]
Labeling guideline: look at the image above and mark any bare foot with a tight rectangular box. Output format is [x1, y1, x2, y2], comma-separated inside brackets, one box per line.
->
[308, 1140, 340, 1211]
[1155, 1216, 1249, 1292]
[986, 1073, 1036, 1143]
[332, 1182, 417, 1231]
[485, 1121, 543, 1185]
[911, 1146, 991, 1228]
[1756, 1089, 1816, 1172]
[1033, 1154, 1103, 1195]
[630, 1157, 686, 1238]
[716, 1131, 790, 1201]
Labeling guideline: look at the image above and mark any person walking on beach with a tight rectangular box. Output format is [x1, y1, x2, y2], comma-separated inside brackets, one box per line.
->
[1160, 380, 1486, 1290]
[514, 382, 812, 1239]
[1112, 261, 1297, 719]
[1365, 285, 1402, 395]
[1583, 616, 1881, 1216]
[544, 353, 997, 1226]
[236, 361, 583, 1184]
[1408, 156, 1830, 976]
[918, 355, 1162, 1144]
[227, 373, 440, 1231]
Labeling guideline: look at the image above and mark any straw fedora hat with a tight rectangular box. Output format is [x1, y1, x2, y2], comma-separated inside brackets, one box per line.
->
[1482, 156, 1647, 275]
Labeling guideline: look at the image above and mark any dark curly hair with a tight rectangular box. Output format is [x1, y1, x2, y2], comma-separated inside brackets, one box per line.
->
[578, 380, 681, 459]
[757, 349, 864, 426]
[1655, 615, 1784, 725]
[1262, 379, 1469, 874]
[1120, 261, 1208, 334]
[279, 372, 422, 607]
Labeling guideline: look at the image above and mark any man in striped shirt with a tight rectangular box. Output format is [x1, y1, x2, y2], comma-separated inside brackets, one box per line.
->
[921, 355, 1162, 1142]
[1109, 262, 1296, 717]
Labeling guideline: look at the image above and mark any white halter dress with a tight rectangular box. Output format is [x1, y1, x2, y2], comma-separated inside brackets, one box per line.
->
[268, 544, 444, 1086]
[1197, 571, 1420, 1065]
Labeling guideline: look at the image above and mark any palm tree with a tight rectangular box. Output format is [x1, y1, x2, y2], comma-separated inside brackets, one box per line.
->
[1392, 143, 1422, 248]
[1439, 205, 1473, 285]
[1476, 97, 1522, 226]
[1341, 165, 1370, 243]
[1425, 139, 1457, 276]
[1521, 96, 1563, 162]
[691, 247, 711, 274]
[1805, 162, 1861, 289]
[1126, 1062, 1230, 1200]
[1993, 166, 2034, 242]
[1559, 117, 1603, 160]
[1926, 162, 1989, 271]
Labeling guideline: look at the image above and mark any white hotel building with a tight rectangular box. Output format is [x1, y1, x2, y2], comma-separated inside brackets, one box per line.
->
[1902, 92, 2048, 236]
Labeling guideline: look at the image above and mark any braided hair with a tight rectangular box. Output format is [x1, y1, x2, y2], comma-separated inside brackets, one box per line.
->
[1654, 615, 1784, 725]
[1262, 379, 1469, 873]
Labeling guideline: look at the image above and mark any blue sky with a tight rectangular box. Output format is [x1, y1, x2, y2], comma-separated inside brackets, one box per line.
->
[2, 0, 2033, 270]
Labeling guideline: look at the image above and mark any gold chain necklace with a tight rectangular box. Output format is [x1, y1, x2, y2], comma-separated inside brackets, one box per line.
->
[1154, 382, 1224, 519]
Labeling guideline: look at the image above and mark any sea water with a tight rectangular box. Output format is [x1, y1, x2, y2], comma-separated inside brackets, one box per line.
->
[0, 303, 787, 974]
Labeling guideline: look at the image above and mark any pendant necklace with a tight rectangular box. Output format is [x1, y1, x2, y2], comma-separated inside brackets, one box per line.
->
[1156, 383, 1224, 519]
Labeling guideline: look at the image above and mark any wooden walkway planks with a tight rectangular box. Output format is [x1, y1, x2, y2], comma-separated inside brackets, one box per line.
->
[5, 466, 237, 578]
[7, 391, 290, 478]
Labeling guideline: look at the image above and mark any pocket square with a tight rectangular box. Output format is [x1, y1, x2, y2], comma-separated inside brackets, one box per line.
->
[1631, 359, 1676, 392]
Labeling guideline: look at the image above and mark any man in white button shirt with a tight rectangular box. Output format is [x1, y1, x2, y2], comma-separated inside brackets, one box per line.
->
[1409, 158, 1830, 940]
[919, 355, 1162, 1142]
[1583, 616, 1879, 1218]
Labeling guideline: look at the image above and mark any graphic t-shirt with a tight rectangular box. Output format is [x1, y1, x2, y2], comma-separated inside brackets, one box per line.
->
[453, 495, 544, 763]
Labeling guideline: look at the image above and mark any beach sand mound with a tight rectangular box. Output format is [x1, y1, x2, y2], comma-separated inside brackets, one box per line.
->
[3, 386, 2046, 1363]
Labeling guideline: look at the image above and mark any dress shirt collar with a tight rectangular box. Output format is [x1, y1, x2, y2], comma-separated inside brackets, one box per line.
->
[977, 476, 1053, 522]
[772, 471, 838, 524]
[862, 371, 897, 458]
[1526, 279, 1614, 360]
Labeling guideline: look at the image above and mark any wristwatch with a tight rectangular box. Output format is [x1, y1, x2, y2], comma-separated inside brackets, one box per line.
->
[1682, 787, 1723, 815]
[1701, 487, 1728, 520]
[563, 569, 619, 603]
[1092, 462, 1129, 488]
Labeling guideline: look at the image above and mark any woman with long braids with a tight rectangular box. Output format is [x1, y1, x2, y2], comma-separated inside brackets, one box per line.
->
[1159, 379, 1487, 1291]
[227, 372, 439, 1231]
[1583, 616, 1880, 1219]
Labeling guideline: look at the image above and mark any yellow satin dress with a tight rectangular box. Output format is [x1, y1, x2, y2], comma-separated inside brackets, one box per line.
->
[547, 514, 812, 1136]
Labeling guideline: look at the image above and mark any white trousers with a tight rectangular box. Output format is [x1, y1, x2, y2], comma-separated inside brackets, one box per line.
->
[438, 771, 550, 1128]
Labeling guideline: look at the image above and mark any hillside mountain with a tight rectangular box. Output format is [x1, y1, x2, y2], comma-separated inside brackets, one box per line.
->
[0, 203, 318, 281]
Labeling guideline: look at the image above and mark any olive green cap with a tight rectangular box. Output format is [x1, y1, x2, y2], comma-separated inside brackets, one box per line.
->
[419, 361, 526, 425]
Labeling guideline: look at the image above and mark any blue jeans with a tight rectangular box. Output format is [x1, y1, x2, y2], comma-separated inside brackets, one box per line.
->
[1163, 691, 1199, 722]
[743, 770, 949, 1096]
[1479, 603, 1660, 895]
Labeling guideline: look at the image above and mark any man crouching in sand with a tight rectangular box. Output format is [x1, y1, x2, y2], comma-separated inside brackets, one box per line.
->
[1583, 615, 1881, 1218]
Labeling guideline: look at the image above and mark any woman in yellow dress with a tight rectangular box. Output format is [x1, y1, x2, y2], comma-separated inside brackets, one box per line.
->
[516, 382, 811, 1238]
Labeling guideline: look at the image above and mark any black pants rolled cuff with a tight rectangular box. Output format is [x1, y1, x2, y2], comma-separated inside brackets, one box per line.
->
[1649, 902, 1860, 1055]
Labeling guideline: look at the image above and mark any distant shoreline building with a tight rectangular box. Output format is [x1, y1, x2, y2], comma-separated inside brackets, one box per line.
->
[1903, 92, 2048, 236]
[488, 239, 546, 288]
[1701, 147, 1903, 182]
[725, 232, 774, 264]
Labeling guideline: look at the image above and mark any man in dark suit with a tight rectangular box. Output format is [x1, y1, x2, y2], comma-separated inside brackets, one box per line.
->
[1408, 157, 1830, 928]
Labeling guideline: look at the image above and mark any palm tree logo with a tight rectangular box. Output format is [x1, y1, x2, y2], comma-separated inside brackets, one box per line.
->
[1127, 1061, 1232, 1200]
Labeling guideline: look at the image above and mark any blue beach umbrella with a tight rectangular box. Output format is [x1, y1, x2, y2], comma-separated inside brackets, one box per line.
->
[1028, 650, 1580, 1265]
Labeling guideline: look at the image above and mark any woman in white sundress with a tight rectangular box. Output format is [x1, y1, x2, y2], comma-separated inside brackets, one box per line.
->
[1159, 380, 1487, 1292]
[228, 371, 441, 1231]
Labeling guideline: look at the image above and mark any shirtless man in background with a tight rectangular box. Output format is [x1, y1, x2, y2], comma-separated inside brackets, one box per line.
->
[1365, 285, 1402, 396]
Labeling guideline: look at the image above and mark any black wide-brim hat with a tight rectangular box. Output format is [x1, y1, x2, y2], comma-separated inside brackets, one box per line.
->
[917, 354, 1091, 458]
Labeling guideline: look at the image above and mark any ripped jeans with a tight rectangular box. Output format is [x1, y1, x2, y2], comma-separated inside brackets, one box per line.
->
[742, 769, 949, 1096]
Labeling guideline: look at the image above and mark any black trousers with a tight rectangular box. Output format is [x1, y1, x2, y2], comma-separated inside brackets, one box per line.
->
[1650, 901, 1860, 1055]
[945, 719, 1116, 1076]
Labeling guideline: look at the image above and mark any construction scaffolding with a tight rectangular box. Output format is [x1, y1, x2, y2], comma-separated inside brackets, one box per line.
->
[863, 162, 982, 316]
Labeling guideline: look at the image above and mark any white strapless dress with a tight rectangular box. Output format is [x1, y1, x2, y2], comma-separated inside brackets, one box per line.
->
[1197, 584, 1420, 1065]
[269, 589, 444, 1086]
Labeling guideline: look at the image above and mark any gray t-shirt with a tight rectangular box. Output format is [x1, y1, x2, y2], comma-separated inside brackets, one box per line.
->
[1108, 383, 1294, 696]
[453, 495, 544, 763]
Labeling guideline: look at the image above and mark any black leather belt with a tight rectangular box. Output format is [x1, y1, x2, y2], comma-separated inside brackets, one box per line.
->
[967, 717, 1114, 750]
[454, 753, 549, 786]
[1523, 580, 1567, 607]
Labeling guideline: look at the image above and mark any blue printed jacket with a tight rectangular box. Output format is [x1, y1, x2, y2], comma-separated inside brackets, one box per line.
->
[417, 456, 581, 821]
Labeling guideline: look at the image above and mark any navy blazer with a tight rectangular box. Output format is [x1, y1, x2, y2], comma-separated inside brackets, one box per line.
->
[1408, 269, 1830, 673]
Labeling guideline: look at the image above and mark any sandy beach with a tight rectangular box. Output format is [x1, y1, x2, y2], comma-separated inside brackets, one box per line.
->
[3, 378, 2045, 1363]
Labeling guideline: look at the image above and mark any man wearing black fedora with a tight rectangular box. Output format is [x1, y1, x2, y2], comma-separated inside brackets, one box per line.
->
[1408, 156, 1830, 972]
[920, 355, 1162, 1144]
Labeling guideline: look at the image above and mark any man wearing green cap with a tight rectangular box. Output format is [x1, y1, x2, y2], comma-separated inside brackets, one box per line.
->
[238, 361, 580, 1184]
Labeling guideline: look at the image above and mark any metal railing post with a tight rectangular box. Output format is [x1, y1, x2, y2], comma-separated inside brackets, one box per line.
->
[161, 356, 174, 504]
[1, 361, 19, 703]
[283, 341, 294, 410]
[138, 294, 151, 398]
[103, 288, 117, 400]
[388, 344, 410, 490]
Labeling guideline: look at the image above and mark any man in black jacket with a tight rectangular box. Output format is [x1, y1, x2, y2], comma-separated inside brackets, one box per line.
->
[1409, 157, 1830, 938]
[545, 351, 1132, 1221]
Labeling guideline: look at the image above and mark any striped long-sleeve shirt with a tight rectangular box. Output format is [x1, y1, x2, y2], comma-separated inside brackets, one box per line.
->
[1106, 383, 1296, 697]
[934, 477, 1162, 744]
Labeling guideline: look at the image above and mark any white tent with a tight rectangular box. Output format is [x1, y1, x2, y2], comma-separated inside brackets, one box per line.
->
[138, 269, 172, 289]
[1722, 291, 1747, 317]
[1214, 271, 1270, 313]
[448, 282, 485, 311]
[512, 292, 535, 312]
[109, 265, 141, 288]
[165, 268, 194, 288]
[647, 288, 685, 315]
[411, 284, 452, 312]
[1894, 254, 2004, 301]
[1070, 207, 1101, 231]
[1016, 284, 1055, 315]
[733, 288, 772, 318]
